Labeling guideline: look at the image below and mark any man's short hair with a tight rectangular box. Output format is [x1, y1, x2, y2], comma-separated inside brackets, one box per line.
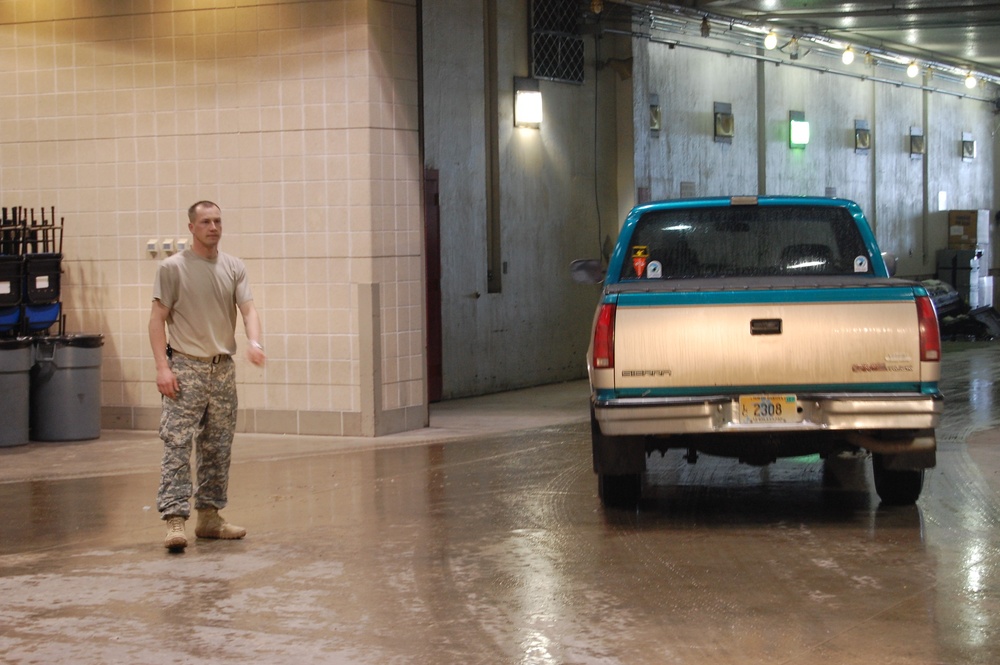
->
[188, 200, 220, 222]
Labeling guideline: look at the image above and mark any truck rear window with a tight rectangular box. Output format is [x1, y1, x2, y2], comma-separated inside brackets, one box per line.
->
[621, 205, 874, 280]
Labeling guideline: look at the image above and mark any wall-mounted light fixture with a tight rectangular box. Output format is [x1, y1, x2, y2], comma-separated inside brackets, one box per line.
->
[763, 31, 777, 50]
[854, 119, 870, 154]
[514, 77, 542, 129]
[789, 110, 809, 148]
[649, 94, 661, 133]
[841, 46, 855, 65]
[788, 37, 801, 60]
[906, 61, 920, 78]
[714, 102, 733, 143]
[909, 126, 925, 158]
[962, 131, 976, 161]
[965, 73, 978, 89]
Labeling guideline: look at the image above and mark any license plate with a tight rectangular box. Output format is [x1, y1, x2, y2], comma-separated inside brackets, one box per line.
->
[738, 394, 800, 424]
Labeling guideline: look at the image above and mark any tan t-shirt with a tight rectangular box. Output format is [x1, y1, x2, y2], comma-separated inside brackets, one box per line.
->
[152, 249, 254, 357]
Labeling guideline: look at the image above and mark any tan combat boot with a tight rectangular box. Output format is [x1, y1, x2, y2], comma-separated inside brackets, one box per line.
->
[195, 507, 247, 540]
[164, 516, 188, 551]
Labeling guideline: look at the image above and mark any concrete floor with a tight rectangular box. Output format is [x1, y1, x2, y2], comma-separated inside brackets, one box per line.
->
[2, 344, 1000, 664]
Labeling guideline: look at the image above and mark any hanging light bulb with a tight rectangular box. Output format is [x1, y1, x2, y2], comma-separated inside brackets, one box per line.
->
[907, 61, 919, 78]
[700, 17, 711, 38]
[764, 31, 777, 50]
[965, 73, 978, 89]
[842, 46, 854, 65]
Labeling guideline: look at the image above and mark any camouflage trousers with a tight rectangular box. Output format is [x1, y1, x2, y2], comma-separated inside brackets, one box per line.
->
[156, 354, 238, 520]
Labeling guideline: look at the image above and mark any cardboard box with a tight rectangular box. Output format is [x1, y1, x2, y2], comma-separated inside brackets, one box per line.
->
[948, 209, 990, 249]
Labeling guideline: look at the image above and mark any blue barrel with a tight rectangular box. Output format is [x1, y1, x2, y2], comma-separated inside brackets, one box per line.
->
[0, 337, 33, 447]
[30, 334, 104, 441]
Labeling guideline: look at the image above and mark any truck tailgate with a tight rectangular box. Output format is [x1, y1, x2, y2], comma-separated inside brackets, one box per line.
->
[614, 295, 921, 391]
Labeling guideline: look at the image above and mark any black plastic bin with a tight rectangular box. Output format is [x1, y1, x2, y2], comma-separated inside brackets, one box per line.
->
[0, 337, 32, 447]
[0, 255, 23, 308]
[24, 252, 62, 304]
[30, 334, 104, 441]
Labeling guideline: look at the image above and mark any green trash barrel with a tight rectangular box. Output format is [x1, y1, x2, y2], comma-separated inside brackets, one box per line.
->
[30, 334, 104, 441]
[0, 338, 33, 447]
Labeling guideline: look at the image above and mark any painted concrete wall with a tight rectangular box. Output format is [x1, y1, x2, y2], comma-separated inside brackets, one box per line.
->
[0, 1, 425, 436]
[641, 46, 761, 200]
[3, 0, 993, 435]
[631, 34, 998, 285]
[422, 2, 626, 399]
[425, 3, 997, 401]
[870, 83, 926, 272]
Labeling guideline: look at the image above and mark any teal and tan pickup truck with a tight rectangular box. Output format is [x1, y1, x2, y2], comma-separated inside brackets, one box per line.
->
[584, 196, 943, 508]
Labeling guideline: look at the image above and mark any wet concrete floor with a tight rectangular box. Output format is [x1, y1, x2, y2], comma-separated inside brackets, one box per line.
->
[2, 343, 1000, 664]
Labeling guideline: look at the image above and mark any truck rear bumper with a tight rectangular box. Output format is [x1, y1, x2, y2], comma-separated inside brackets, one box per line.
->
[594, 392, 943, 436]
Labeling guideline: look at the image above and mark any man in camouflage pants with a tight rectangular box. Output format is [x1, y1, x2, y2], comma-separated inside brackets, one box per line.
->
[149, 200, 266, 552]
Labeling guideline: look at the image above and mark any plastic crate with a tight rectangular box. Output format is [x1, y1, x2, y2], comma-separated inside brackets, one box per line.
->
[0, 305, 19, 332]
[24, 253, 61, 304]
[23, 302, 61, 333]
[0, 256, 22, 307]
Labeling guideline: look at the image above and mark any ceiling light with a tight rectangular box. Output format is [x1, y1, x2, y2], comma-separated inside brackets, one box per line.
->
[764, 31, 777, 50]
[907, 62, 919, 78]
[965, 73, 978, 89]
[842, 47, 854, 65]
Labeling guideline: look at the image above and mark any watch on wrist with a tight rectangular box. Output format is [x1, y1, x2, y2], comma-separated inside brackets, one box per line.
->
[250, 340, 263, 351]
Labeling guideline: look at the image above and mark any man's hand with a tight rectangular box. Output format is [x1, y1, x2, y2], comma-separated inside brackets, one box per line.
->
[247, 341, 266, 367]
[157, 365, 179, 399]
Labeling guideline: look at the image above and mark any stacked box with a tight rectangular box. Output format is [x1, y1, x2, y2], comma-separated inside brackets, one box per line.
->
[948, 210, 990, 250]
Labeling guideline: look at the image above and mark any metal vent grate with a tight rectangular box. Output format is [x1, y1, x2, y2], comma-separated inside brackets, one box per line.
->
[531, 0, 584, 84]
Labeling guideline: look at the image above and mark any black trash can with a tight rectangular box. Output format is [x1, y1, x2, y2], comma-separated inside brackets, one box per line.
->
[30, 334, 104, 441]
[0, 337, 32, 447]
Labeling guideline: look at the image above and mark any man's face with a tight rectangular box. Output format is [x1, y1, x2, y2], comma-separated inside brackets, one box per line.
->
[189, 205, 222, 248]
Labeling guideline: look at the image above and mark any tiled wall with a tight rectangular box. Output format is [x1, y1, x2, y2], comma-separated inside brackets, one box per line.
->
[0, 0, 425, 436]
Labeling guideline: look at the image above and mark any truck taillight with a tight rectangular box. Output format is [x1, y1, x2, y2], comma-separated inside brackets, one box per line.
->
[593, 303, 616, 369]
[916, 295, 941, 362]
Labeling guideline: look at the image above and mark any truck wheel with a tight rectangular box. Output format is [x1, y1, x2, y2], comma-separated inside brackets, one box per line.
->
[598, 473, 641, 508]
[871, 454, 924, 505]
[591, 408, 644, 508]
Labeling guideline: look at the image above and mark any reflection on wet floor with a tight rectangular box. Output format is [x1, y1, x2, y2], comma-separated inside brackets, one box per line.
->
[1, 344, 1000, 663]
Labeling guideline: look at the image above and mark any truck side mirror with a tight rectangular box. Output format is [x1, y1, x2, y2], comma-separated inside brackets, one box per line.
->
[881, 252, 897, 277]
[570, 259, 605, 284]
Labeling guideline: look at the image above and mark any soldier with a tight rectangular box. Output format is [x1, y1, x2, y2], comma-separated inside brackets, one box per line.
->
[148, 200, 266, 551]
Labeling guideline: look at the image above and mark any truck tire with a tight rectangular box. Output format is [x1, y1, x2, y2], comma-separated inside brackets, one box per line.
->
[872, 453, 924, 505]
[591, 408, 644, 508]
[598, 473, 641, 509]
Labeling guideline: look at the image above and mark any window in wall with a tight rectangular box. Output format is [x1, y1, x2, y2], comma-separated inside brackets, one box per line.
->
[531, 0, 584, 83]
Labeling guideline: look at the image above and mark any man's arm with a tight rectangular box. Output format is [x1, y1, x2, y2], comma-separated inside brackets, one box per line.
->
[238, 300, 266, 367]
[149, 300, 179, 399]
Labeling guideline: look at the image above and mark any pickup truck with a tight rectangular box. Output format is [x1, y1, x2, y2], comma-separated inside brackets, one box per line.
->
[585, 196, 943, 508]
